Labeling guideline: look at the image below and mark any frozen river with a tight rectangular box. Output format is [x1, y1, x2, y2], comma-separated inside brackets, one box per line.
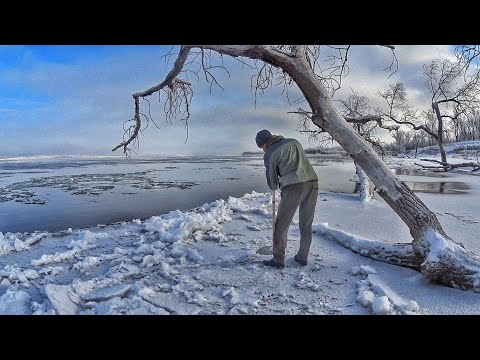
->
[0, 154, 469, 233]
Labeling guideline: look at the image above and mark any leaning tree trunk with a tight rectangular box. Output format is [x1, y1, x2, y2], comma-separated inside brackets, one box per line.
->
[282, 51, 480, 291]
[119, 45, 480, 292]
[432, 102, 448, 166]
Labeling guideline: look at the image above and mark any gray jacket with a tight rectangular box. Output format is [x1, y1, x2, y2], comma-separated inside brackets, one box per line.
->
[263, 136, 318, 190]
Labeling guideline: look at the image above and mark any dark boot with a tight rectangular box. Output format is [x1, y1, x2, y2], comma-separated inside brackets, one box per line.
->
[294, 254, 307, 266]
[263, 258, 285, 268]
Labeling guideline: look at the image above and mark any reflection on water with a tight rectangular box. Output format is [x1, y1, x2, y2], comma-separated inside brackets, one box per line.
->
[394, 168, 447, 177]
[404, 181, 470, 194]
[392, 167, 469, 193]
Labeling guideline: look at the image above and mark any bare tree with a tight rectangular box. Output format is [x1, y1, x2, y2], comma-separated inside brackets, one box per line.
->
[424, 59, 480, 165]
[377, 83, 441, 146]
[114, 45, 480, 292]
[378, 66, 480, 170]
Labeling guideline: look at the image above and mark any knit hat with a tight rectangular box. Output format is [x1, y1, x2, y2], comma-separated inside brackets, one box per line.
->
[255, 129, 273, 148]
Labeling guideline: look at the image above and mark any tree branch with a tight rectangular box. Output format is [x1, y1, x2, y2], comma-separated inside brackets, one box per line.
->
[289, 110, 399, 131]
[133, 46, 192, 98]
[112, 46, 193, 153]
[416, 159, 480, 172]
[383, 114, 438, 139]
[344, 115, 400, 131]
[112, 97, 141, 152]
[196, 45, 294, 66]
[436, 98, 462, 106]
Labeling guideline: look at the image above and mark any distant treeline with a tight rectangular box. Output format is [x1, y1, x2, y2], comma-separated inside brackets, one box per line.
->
[304, 147, 346, 155]
[386, 110, 480, 155]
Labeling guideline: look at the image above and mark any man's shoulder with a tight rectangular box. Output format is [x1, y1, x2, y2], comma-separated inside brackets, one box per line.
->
[271, 138, 297, 152]
[279, 138, 297, 146]
[281, 138, 302, 149]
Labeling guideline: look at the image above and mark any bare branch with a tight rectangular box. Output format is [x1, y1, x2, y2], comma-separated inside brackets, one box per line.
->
[112, 97, 141, 152]
[344, 115, 400, 131]
[455, 45, 480, 74]
[133, 46, 192, 98]
[384, 114, 438, 139]
[416, 159, 480, 172]
[112, 46, 193, 153]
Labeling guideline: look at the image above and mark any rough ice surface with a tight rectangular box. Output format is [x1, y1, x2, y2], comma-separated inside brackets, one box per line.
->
[82, 284, 132, 302]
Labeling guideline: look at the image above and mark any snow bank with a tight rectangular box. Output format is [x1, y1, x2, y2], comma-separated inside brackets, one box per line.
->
[31, 230, 107, 266]
[227, 197, 251, 212]
[228, 195, 271, 216]
[144, 199, 232, 243]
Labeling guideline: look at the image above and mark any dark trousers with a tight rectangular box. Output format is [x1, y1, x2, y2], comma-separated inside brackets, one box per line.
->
[273, 181, 318, 262]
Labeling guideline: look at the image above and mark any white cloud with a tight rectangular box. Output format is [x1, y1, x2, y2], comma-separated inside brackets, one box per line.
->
[395, 45, 456, 65]
[0, 45, 457, 156]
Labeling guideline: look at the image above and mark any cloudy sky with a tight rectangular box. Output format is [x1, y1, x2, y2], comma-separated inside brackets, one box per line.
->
[0, 45, 456, 157]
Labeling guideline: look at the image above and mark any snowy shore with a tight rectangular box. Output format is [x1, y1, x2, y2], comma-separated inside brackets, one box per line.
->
[0, 143, 479, 315]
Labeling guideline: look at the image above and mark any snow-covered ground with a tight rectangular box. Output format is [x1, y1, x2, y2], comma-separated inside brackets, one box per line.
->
[389, 140, 480, 174]
[0, 145, 479, 315]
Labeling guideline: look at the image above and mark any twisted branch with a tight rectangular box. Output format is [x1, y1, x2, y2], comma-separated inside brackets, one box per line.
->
[112, 46, 193, 153]
[113, 45, 398, 154]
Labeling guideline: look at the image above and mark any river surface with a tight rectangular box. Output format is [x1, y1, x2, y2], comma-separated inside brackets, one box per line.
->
[0, 155, 469, 233]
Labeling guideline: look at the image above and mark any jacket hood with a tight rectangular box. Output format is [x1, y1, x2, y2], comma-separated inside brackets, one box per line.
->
[265, 135, 284, 148]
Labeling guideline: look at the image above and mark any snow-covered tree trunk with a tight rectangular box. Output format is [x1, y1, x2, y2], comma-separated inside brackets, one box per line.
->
[355, 163, 375, 203]
[117, 45, 480, 292]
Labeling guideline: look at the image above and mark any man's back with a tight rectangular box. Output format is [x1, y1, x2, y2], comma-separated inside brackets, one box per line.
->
[255, 129, 319, 268]
[264, 137, 318, 190]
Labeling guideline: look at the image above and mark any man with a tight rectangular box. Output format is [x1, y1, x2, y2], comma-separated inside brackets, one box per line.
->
[255, 129, 319, 268]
